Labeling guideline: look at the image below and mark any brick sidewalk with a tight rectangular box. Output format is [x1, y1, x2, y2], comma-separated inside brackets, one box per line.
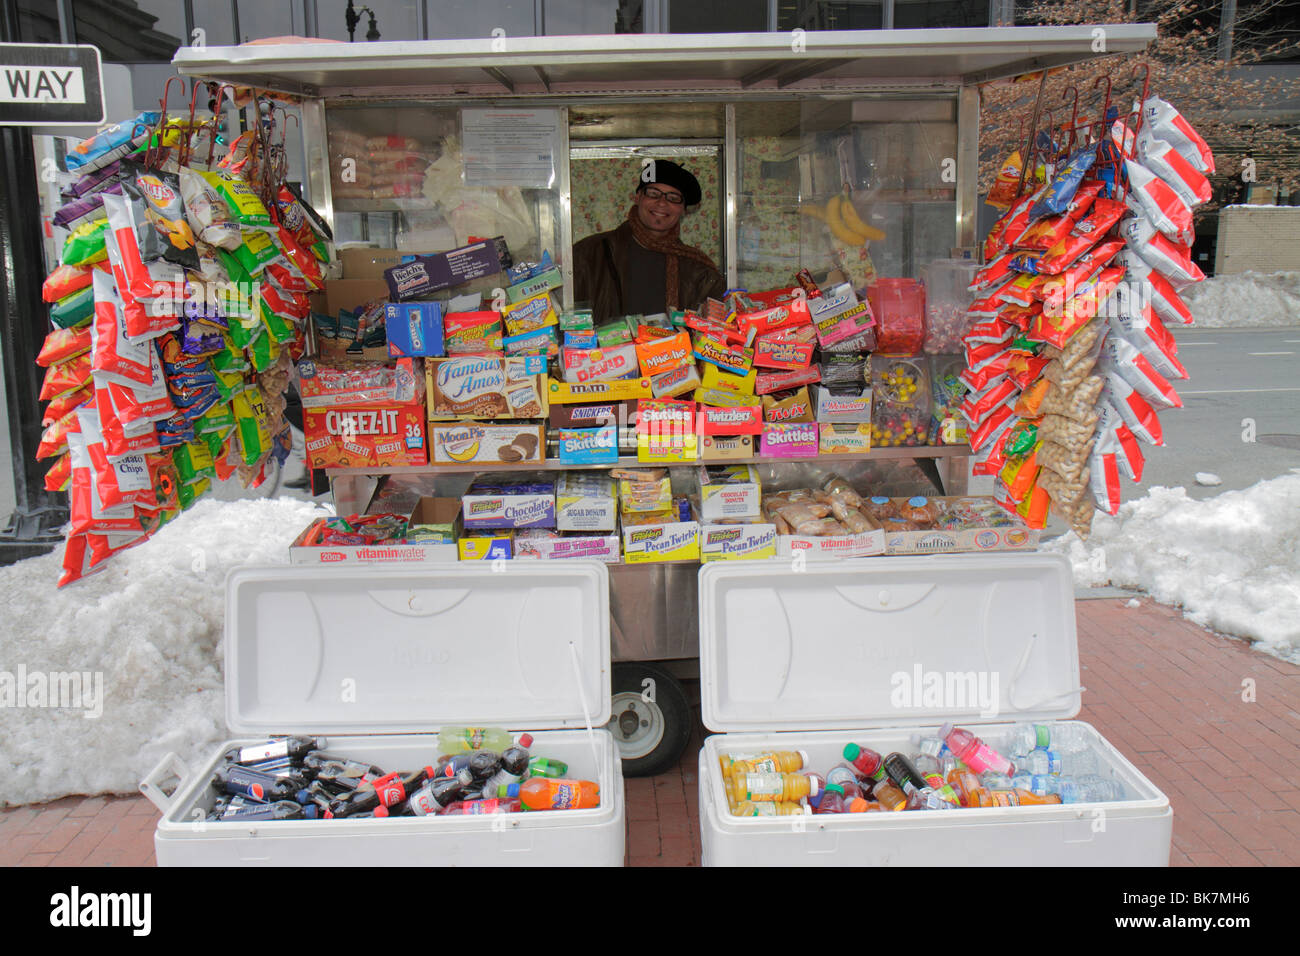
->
[2, 598, 1297, 867]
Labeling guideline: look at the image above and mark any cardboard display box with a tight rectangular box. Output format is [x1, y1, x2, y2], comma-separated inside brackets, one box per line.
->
[696, 465, 762, 520]
[427, 356, 547, 421]
[304, 402, 427, 469]
[776, 527, 887, 560]
[699, 435, 756, 461]
[814, 386, 873, 423]
[339, 247, 408, 280]
[622, 517, 700, 564]
[693, 502, 778, 563]
[458, 531, 514, 560]
[429, 422, 545, 464]
[514, 530, 621, 563]
[556, 473, 618, 532]
[818, 423, 873, 454]
[461, 475, 556, 530]
[288, 497, 461, 564]
[882, 496, 1040, 555]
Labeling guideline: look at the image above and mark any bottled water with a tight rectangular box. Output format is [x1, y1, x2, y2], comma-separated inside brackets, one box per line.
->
[1059, 774, 1123, 804]
[1008, 722, 1092, 757]
[912, 734, 947, 758]
[980, 771, 1014, 790]
[911, 753, 941, 776]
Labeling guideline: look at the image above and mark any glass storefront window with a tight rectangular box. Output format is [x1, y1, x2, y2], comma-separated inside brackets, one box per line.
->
[313, 0, 421, 41]
[544, 0, 620, 34]
[71, 0, 187, 61]
[735, 97, 957, 293]
[671, 0, 768, 33]
[324, 104, 563, 267]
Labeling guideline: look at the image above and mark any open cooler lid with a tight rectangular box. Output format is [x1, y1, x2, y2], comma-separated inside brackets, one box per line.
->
[699, 553, 1080, 733]
[225, 562, 610, 735]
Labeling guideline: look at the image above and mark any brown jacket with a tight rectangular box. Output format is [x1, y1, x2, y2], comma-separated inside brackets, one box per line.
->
[572, 221, 726, 323]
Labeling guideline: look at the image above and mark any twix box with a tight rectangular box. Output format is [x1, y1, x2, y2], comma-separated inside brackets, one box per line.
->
[761, 386, 814, 424]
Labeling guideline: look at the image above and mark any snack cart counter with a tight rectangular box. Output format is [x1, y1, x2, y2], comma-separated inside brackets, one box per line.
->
[172, 23, 1155, 774]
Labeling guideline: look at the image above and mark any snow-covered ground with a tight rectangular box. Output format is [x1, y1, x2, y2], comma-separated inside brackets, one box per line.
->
[1185, 271, 1300, 328]
[0, 497, 329, 807]
[1048, 470, 1300, 664]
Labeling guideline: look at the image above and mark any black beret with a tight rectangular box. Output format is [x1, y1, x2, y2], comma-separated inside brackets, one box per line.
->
[637, 159, 702, 207]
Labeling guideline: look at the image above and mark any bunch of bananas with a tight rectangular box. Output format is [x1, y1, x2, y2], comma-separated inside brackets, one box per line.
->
[799, 192, 886, 245]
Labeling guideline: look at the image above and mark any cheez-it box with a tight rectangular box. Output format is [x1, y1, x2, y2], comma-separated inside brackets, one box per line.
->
[304, 403, 428, 469]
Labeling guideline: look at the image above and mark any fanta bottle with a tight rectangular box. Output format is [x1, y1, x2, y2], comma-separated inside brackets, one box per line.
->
[719, 750, 808, 777]
[518, 777, 600, 811]
[847, 798, 881, 812]
[989, 788, 1061, 807]
[873, 779, 907, 811]
[843, 743, 885, 779]
[733, 800, 807, 816]
[939, 723, 1015, 776]
[731, 771, 823, 806]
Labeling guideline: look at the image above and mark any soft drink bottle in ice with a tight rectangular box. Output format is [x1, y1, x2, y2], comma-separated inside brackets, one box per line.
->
[221, 800, 312, 821]
[731, 771, 822, 806]
[843, 743, 885, 780]
[939, 723, 1015, 776]
[519, 777, 600, 811]
[873, 779, 907, 811]
[437, 750, 503, 782]
[922, 772, 961, 806]
[883, 753, 929, 797]
[989, 789, 1061, 807]
[527, 756, 569, 779]
[816, 784, 847, 814]
[212, 764, 307, 803]
[439, 798, 520, 815]
[480, 734, 534, 793]
[437, 726, 516, 755]
[228, 736, 325, 765]
[407, 770, 475, 816]
[825, 764, 863, 792]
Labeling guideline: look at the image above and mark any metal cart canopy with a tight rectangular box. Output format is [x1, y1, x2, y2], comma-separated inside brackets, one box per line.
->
[173, 26, 1156, 99]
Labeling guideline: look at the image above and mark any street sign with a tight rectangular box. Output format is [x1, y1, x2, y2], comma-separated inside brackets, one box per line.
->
[0, 43, 104, 127]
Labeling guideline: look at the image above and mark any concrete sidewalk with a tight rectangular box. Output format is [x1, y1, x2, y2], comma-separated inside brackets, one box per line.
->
[2, 598, 1297, 867]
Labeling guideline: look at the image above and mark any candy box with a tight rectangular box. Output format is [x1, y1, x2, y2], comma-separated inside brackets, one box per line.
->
[426, 355, 546, 420]
[514, 528, 621, 562]
[443, 311, 503, 355]
[755, 365, 820, 396]
[384, 236, 512, 301]
[636, 398, 698, 462]
[404, 497, 463, 544]
[700, 434, 756, 461]
[701, 363, 757, 396]
[556, 473, 618, 532]
[557, 425, 620, 465]
[429, 422, 544, 464]
[818, 423, 873, 454]
[461, 474, 556, 529]
[814, 386, 873, 423]
[618, 472, 673, 514]
[693, 505, 777, 563]
[550, 400, 636, 431]
[813, 300, 875, 350]
[506, 267, 563, 304]
[697, 404, 764, 436]
[635, 330, 693, 379]
[304, 401, 427, 469]
[696, 465, 761, 520]
[760, 421, 819, 458]
[692, 387, 753, 410]
[501, 291, 558, 337]
[650, 362, 701, 398]
[457, 530, 514, 560]
[622, 509, 700, 564]
[545, 375, 654, 405]
[562, 343, 641, 384]
[734, 299, 811, 339]
[289, 502, 459, 564]
[503, 326, 559, 360]
[693, 332, 754, 376]
[385, 301, 444, 358]
[753, 328, 816, 370]
[559, 309, 594, 332]
[761, 386, 814, 424]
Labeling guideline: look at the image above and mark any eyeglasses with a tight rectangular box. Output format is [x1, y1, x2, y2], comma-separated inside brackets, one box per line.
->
[641, 186, 685, 205]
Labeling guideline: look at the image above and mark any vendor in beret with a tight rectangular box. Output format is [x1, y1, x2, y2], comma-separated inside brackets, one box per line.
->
[572, 159, 726, 322]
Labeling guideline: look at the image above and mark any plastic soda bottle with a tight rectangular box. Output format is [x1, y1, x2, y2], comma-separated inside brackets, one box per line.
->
[843, 743, 885, 779]
[825, 764, 863, 790]
[989, 788, 1062, 807]
[873, 779, 907, 811]
[939, 723, 1015, 776]
[816, 783, 847, 814]
[720, 750, 808, 776]
[437, 726, 516, 755]
[946, 769, 985, 808]
[733, 800, 807, 816]
[439, 798, 521, 815]
[922, 772, 961, 805]
[731, 771, 822, 805]
[519, 777, 600, 811]
[527, 756, 569, 779]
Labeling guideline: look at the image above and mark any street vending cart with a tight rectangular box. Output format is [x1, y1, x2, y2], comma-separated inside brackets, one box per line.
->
[171, 24, 1156, 775]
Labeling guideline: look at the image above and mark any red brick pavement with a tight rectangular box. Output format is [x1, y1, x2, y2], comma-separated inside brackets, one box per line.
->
[2, 599, 1296, 868]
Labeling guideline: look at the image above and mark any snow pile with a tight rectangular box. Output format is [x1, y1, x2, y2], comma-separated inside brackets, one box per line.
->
[1047, 470, 1300, 663]
[1184, 271, 1300, 328]
[0, 497, 329, 806]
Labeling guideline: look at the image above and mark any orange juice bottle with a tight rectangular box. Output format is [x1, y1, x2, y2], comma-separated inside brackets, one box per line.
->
[873, 779, 907, 811]
[720, 750, 808, 777]
[946, 768, 984, 807]
[518, 777, 600, 811]
[990, 788, 1062, 807]
[847, 798, 881, 812]
[733, 800, 807, 816]
[731, 771, 823, 805]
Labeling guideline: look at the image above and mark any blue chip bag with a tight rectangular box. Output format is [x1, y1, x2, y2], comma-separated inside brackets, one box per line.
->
[1029, 146, 1096, 222]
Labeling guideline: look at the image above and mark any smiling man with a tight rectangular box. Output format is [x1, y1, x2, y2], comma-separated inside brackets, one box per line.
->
[572, 160, 726, 322]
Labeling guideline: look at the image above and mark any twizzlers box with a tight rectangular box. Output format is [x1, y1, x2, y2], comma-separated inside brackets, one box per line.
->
[696, 404, 763, 436]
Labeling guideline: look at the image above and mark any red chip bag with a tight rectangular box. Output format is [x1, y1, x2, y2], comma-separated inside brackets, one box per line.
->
[1089, 441, 1123, 516]
[1100, 335, 1181, 409]
[1097, 399, 1144, 482]
[274, 223, 323, 290]
[960, 352, 1013, 392]
[1106, 282, 1187, 382]
[43, 381, 94, 425]
[40, 351, 92, 402]
[1144, 270, 1194, 326]
[968, 275, 1020, 317]
[1121, 217, 1205, 286]
[965, 339, 1010, 372]
[36, 325, 94, 368]
[86, 528, 150, 569]
[58, 532, 95, 588]
[1033, 267, 1124, 349]
[1141, 97, 1214, 174]
[42, 264, 93, 303]
[90, 270, 153, 387]
[973, 251, 1018, 290]
[997, 273, 1046, 308]
[1014, 181, 1105, 251]
[961, 376, 1019, 425]
[95, 382, 160, 459]
[963, 315, 1017, 346]
[37, 409, 77, 459]
[1139, 139, 1211, 208]
[1124, 160, 1192, 238]
[44, 452, 72, 492]
[78, 401, 155, 511]
[983, 188, 1044, 261]
[1037, 232, 1125, 280]
[67, 419, 146, 535]
[1102, 373, 1163, 445]
[107, 347, 174, 426]
[969, 399, 1018, 452]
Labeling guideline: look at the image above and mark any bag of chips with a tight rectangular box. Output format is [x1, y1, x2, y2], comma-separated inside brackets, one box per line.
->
[1100, 335, 1181, 409]
[40, 351, 92, 402]
[44, 381, 93, 425]
[1140, 97, 1214, 174]
[179, 167, 242, 250]
[102, 193, 186, 307]
[43, 264, 94, 303]
[121, 160, 199, 270]
[200, 170, 272, 228]
[1101, 373, 1163, 445]
[37, 326, 93, 367]
[90, 270, 153, 387]
[1029, 146, 1097, 222]
[1124, 159, 1192, 238]
[1138, 139, 1211, 209]
[49, 284, 96, 330]
[44, 452, 72, 492]
[1121, 216, 1205, 286]
[60, 219, 110, 268]
[231, 385, 272, 466]
[1106, 281, 1187, 381]
[65, 112, 159, 173]
[986, 151, 1024, 210]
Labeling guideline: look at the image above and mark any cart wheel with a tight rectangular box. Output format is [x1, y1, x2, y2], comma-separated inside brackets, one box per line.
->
[607, 662, 693, 778]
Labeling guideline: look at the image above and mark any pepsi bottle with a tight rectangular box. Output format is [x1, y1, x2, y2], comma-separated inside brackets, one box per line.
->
[228, 736, 325, 765]
[213, 764, 307, 803]
[221, 800, 311, 821]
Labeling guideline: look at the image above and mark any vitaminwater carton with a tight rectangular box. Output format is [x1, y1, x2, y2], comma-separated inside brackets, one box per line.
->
[697, 554, 1172, 867]
[143, 562, 623, 866]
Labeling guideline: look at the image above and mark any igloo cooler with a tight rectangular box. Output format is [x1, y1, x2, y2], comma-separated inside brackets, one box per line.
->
[697, 553, 1172, 866]
[141, 561, 624, 866]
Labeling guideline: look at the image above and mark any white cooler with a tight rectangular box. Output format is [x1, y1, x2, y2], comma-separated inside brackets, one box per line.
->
[696, 553, 1172, 867]
[142, 561, 625, 866]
